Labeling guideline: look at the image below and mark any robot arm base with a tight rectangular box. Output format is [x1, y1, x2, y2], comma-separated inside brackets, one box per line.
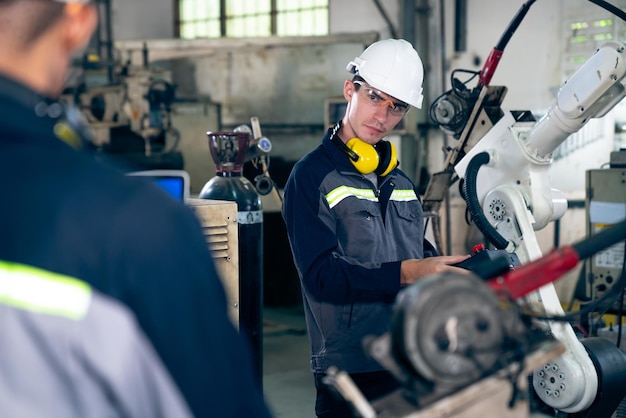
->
[578, 338, 626, 418]
[533, 337, 626, 417]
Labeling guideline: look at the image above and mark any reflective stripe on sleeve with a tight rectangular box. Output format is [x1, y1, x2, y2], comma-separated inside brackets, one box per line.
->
[390, 189, 418, 202]
[0, 260, 92, 320]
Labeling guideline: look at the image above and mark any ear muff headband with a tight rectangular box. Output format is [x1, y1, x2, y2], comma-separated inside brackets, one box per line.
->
[330, 132, 359, 163]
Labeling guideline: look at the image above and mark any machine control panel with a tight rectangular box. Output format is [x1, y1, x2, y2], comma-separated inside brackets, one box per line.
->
[453, 244, 522, 280]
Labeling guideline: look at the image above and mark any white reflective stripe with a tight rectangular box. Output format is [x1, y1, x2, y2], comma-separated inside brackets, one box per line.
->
[0, 261, 92, 320]
[325, 186, 377, 209]
[390, 189, 418, 202]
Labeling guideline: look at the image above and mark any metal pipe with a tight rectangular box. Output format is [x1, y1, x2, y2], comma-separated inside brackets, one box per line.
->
[454, 0, 467, 52]
[439, 0, 452, 255]
[401, 0, 416, 45]
[372, 0, 398, 39]
[270, 0, 277, 35]
[102, 0, 114, 83]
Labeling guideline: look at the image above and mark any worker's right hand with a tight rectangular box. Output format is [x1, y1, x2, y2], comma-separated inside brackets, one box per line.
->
[400, 255, 470, 286]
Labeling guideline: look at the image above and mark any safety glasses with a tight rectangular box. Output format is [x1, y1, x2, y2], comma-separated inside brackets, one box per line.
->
[353, 80, 410, 117]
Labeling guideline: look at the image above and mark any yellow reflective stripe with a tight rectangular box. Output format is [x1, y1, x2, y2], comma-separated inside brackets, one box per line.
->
[325, 187, 417, 208]
[0, 260, 91, 320]
[390, 189, 418, 202]
[325, 186, 377, 209]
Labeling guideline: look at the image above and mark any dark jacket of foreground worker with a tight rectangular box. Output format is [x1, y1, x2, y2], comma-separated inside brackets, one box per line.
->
[0, 74, 272, 418]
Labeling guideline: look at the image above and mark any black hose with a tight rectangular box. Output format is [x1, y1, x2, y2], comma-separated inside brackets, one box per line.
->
[573, 219, 626, 259]
[494, 0, 537, 51]
[587, 0, 626, 22]
[462, 152, 510, 249]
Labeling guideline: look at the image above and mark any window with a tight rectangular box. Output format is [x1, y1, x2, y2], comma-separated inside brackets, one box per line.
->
[176, 0, 329, 39]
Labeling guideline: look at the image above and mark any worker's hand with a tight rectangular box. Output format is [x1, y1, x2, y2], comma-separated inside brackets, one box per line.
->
[400, 255, 471, 286]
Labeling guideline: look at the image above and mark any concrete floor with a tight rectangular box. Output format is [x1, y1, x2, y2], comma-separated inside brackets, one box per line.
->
[262, 305, 316, 418]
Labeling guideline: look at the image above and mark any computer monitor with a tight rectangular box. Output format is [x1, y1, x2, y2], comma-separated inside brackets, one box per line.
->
[127, 170, 190, 202]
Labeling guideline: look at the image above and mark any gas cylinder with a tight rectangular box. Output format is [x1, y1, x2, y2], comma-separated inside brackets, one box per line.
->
[199, 130, 264, 389]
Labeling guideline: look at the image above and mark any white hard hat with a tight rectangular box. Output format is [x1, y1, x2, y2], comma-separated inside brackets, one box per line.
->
[346, 39, 424, 109]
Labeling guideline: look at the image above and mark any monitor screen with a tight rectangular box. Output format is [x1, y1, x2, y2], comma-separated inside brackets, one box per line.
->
[127, 170, 190, 202]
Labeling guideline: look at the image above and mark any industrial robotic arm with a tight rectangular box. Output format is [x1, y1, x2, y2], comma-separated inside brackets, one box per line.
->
[453, 40, 626, 414]
[457, 40, 626, 245]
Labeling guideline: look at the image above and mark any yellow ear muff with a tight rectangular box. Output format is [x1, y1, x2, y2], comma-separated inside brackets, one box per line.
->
[346, 138, 379, 174]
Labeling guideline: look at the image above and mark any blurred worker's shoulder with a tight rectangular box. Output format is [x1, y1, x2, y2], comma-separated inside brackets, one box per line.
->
[0, 263, 193, 418]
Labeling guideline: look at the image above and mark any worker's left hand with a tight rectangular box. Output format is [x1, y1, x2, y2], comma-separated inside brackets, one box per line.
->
[400, 255, 471, 285]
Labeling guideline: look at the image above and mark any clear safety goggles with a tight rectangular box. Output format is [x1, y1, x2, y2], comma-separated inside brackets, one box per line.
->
[353, 80, 410, 117]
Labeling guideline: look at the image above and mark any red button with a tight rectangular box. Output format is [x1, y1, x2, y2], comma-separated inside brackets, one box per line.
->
[472, 244, 485, 254]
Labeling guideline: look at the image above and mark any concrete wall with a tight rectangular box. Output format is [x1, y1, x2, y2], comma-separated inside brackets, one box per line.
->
[109, 0, 173, 40]
[329, 1, 399, 38]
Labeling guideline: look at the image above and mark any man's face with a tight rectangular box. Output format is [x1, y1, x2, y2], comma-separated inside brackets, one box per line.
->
[342, 80, 408, 144]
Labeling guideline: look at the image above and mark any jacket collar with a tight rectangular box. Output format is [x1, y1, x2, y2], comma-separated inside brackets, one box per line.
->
[0, 74, 54, 113]
[322, 123, 358, 174]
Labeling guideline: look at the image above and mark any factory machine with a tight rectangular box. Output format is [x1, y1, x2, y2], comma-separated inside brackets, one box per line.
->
[61, 56, 182, 172]
[325, 1, 626, 417]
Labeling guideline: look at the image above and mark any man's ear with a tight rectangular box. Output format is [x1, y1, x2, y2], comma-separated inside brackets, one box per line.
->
[343, 80, 354, 102]
[63, 3, 98, 53]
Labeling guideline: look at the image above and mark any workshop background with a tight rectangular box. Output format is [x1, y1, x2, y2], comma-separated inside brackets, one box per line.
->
[70, 0, 626, 416]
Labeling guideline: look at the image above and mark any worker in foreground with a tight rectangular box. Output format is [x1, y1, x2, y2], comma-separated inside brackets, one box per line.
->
[282, 38, 469, 418]
[0, 1, 272, 417]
